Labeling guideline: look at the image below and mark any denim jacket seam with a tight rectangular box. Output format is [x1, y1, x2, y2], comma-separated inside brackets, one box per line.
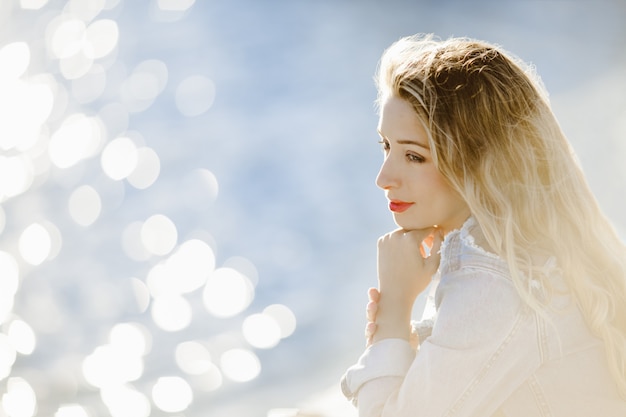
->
[528, 374, 553, 417]
[443, 310, 526, 417]
[535, 310, 549, 364]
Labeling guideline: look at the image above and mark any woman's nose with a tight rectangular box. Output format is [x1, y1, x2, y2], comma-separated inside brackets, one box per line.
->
[375, 157, 398, 190]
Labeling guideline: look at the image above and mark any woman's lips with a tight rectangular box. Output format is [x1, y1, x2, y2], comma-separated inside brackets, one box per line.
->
[389, 200, 414, 213]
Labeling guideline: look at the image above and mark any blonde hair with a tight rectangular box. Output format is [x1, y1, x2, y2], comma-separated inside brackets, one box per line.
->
[377, 34, 626, 396]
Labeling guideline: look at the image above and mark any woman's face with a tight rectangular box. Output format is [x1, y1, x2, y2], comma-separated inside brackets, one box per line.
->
[376, 95, 470, 233]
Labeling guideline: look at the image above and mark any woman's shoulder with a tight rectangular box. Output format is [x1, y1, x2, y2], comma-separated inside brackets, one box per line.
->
[439, 216, 510, 278]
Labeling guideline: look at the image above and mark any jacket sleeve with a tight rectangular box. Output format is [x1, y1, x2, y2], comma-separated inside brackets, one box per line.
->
[341, 268, 542, 417]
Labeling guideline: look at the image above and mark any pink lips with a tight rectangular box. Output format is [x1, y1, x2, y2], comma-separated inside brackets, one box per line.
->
[389, 200, 414, 213]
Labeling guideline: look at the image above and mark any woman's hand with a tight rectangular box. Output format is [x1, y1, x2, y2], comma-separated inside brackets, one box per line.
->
[365, 287, 379, 346]
[367, 228, 442, 344]
[365, 287, 420, 349]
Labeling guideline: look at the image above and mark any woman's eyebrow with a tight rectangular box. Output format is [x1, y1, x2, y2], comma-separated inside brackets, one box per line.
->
[396, 139, 429, 150]
[377, 130, 429, 150]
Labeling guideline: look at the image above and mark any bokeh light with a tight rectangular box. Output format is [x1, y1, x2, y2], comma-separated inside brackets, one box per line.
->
[0, 251, 20, 324]
[150, 295, 192, 332]
[0, 155, 34, 201]
[151, 376, 193, 413]
[18, 223, 52, 266]
[84, 19, 119, 59]
[54, 404, 89, 417]
[6, 320, 36, 355]
[121, 221, 151, 262]
[220, 348, 261, 383]
[101, 136, 138, 180]
[264, 304, 297, 339]
[100, 384, 151, 417]
[175, 341, 212, 375]
[140, 214, 177, 256]
[19, 0, 49, 10]
[121, 60, 168, 113]
[68, 185, 102, 226]
[82, 343, 144, 388]
[242, 313, 282, 349]
[0, 206, 5, 234]
[48, 113, 103, 169]
[126, 147, 160, 189]
[0, 2, 623, 417]
[0, 42, 30, 79]
[2, 377, 37, 417]
[202, 267, 254, 318]
[175, 75, 216, 117]
[0, 334, 17, 381]
[109, 322, 151, 357]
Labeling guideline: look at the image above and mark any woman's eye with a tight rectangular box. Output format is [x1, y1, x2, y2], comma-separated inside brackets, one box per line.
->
[378, 140, 390, 152]
[407, 153, 425, 163]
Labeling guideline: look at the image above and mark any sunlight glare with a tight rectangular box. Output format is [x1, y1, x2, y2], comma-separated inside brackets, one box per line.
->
[49, 113, 103, 169]
[65, 0, 107, 22]
[220, 348, 260, 382]
[202, 267, 254, 318]
[54, 404, 89, 417]
[100, 384, 151, 417]
[101, 136, 138, 180]
[82, 344, 144, 388]
[0, 334, 17, 378]
[84, 19, 119, 59]
[0, 42, 30, 80]
[175, 341, 212, 375]
[140, 214, 177, 256]
[151, 376, 193, 413]
[0, 79, 54, 152]
[192, 363, 223, 391]
[150, 295, 192, 332]
[122, 221, 151, 261]
[0, 155, 34, 201]
[59, 50, 94, 80]
[242, 313, 281, 349]
[7, 320, 36, 355]
[2, 377, 37, 417]
[0, 251, 19, 324]
[19, 0, 49, 10]
[127, 147, 160, 189]
[181, 168, 219, 208]
[71, 64, 106, 103]
[222, 255, 258, 286]
[109, 322, 151, 357]
[164, 239, 215, 293]
[130, 277, 151, 313]
[121, 60, 168, 112]
[19, 223, 51, 265]
[264, 304, 297, 339]
[68, 185, 102, 226]
[48, 18, 86, 59]
[175, 75, 215, 117]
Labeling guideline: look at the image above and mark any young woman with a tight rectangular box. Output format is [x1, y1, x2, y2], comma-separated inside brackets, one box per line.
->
[341, 34, 626, 417]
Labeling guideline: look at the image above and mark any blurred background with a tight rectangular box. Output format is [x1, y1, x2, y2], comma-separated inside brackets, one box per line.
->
[0, 0, 624, 416]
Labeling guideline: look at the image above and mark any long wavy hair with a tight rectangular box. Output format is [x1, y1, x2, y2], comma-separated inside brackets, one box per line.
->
[376, 34, 626, 396]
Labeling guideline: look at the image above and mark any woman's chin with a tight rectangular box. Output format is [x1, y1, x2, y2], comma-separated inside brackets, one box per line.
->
[393, 217, 431, 231]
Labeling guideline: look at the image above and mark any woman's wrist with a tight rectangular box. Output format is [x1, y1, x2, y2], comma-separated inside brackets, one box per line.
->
[371, 318, 411, 343]
[370, 297, 412, 343]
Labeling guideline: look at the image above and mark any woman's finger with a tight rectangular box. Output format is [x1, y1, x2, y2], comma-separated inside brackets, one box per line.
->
[368, 287, 380, 302]
[366, 300, 378, 321]
[365, 321, 377, 346]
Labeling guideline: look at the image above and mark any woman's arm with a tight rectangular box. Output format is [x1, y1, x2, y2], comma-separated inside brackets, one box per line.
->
[371, 228, 442, 343]
[342, 269, 541, 417]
